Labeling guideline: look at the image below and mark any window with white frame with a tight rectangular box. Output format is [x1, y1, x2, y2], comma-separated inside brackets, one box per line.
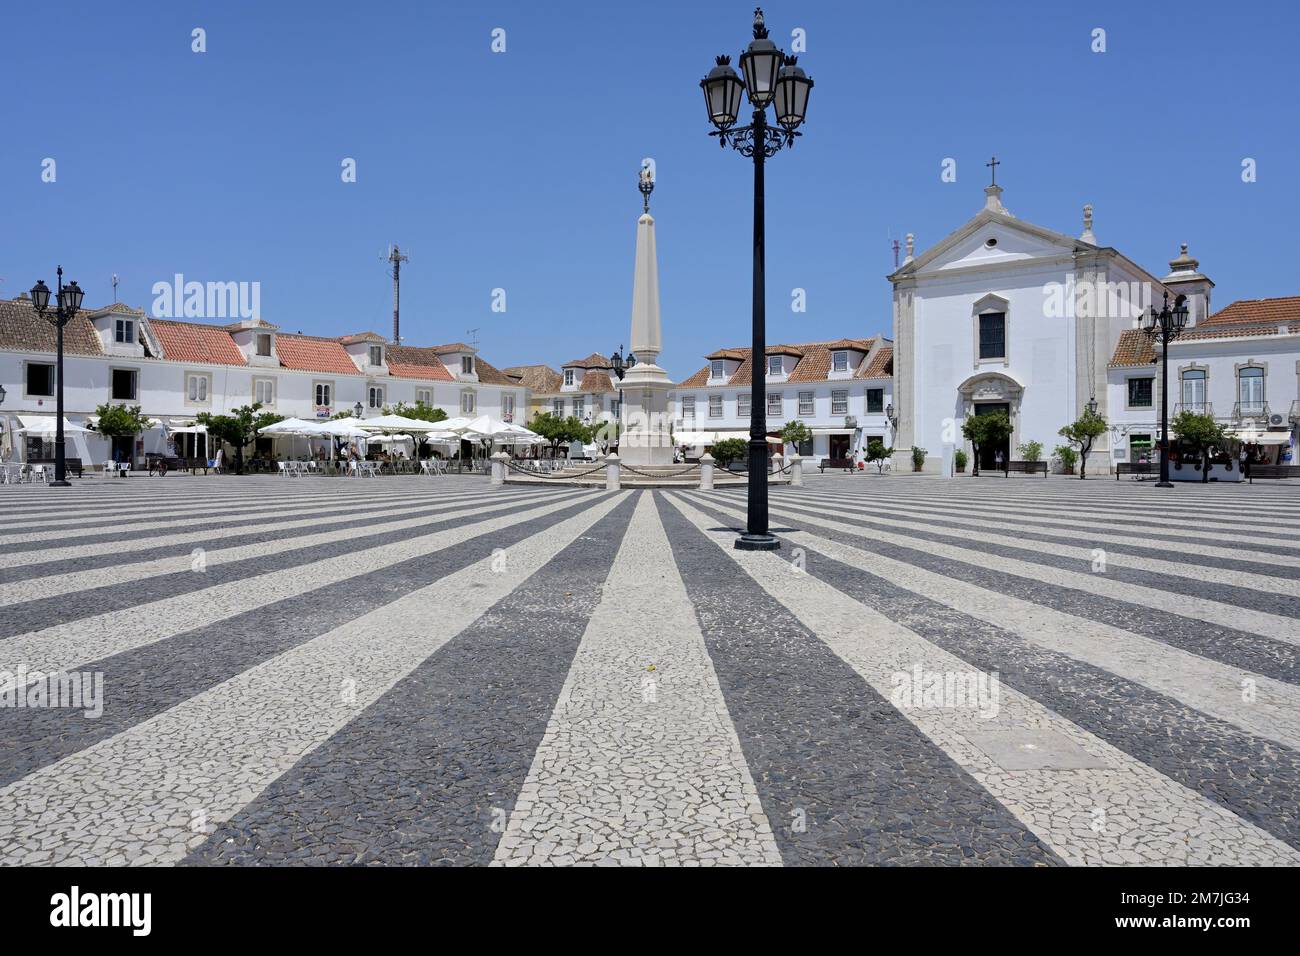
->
[711, 359, 725, 380]
[768, 355, 782, 376]
[866, 388, 884, 413]
[564, 369, 575, 386]
[1181, 369, 1207, 411]
[185, 373, 210, 403]
[462, 356, 474, 375]
[574, 397, 586, 420]
[767, 392, 783, 416]
[315, 382, 333, 409]
[415, 389, 432, 406]
[502, 394, 516, 420]
[682, 396, 696, 420]
[738, 393, 751, 417]
[25, 362, 55, 397]
[831, 389, 849, 415]
[256, 333, 272, 357]
[254, 378, 275, 406]
[114, 319, 134, 344]
[461, 390, 476, 414]
[832, 351, 848, 372]
[368, 385, 384, 409]
[111, 368, 138, 401]
[798, 391, 815, 416]
[368, 345, 383, 367]
[1238, 366, 1265, 415]
[552, 398, 564, 416]
[709, 394, 723, 418]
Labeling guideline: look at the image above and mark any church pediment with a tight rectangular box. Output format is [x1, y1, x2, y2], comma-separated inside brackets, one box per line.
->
[892, 210, 1087, 279]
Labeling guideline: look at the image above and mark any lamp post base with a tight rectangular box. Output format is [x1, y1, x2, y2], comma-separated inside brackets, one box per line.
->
[735, 532, 780, 551]
[1155, 481, 1174, 488]
[49, 480, 71, 488]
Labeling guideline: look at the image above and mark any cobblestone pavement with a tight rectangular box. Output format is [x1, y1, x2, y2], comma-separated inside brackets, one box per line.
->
[1, 474, 1297, 866]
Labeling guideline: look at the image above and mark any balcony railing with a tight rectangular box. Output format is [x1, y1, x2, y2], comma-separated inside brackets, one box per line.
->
[1232, 401, 1269, 422]
[1174, 402, 1212, 417]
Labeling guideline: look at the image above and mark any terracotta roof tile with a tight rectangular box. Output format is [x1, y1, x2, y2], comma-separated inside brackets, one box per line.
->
[578, 369, 616, 393]
[1201, 296, 1300, 329]
[858, 347, 893, 379]
[502, 365, 563, 392]
[472, 357, 517, 387]
[1108, 329, 1156, 367]
[678, 366, 711, 388]
[385, 344, 455, 381]
[562, 351, 613, 370]
[275, 335, 359, 375]
[679, 338, 886, 389]
[151, 319, 247, 366]
[0, 296, 105, 356]
[704, 348, 747, 361]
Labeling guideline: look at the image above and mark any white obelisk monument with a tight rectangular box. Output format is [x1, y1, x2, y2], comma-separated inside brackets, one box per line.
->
[618, 164, 675, 466]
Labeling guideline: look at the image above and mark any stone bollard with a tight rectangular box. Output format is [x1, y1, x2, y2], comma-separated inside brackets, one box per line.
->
[699, 453, 715, 491]
[788, 453, 803, 487]
[605, 452, 620, 491]
[490, 451, 509, 485]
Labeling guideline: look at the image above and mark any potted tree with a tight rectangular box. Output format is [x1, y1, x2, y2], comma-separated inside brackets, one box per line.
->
[1052, 444, 1078, 476]
[866, 438, 893, 475]
[1170, 409, 1226, 483]
[711, 437, 748, 471]
[910, 445, 927, 472]
[954, 449, 968, 474]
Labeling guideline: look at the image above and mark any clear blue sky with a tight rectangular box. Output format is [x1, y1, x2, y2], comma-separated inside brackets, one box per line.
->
[2, 0, 1296, 379]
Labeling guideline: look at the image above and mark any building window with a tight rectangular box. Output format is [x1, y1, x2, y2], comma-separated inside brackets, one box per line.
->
[866, 388, 884, 414]
[114, 319, 134, 344]
[256, 333, 272, 357]
[767, 355, 782, 376]
[111, 368, 138, 401]
[711, 359, 725, 380]
[25, 363, 55, 397]
[552, 398, 565, 416]
[767, 392, 783, 416]
[502, 394, 516, 420]
[573, 397, 585, 420]
[1127, 377, 1153, 408]
[738, 393, 751, 418]
[462, 356, 474, 375]
[315, 382, 333, 409]
[1181, 368, 1207, 411]
[564, 369, 575, 386]
[1238, 366, 1265, 415]
[832, 389, 849, 416]
[460, 391, 476, 415]
[186, 373, 210, 403]
[798, 391, 815, 416]
[709, 394, 723, 418]
[254, 378, 275, 405]
[610, 398, 620, 418]
[368, 385, 384, 409]
[682, 396, 696, 420]
[832, 351, 848, 373]
[368, 345, 383, 367]
[415, 389, 432, 406]
[978, 312, 1006, 360]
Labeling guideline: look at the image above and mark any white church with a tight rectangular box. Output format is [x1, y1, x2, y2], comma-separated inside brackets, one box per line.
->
[888, 178, 1300, 475]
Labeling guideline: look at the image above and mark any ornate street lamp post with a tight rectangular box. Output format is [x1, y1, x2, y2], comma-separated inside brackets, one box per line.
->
[701, 7, 813, 551]
[609, 345, 634, 452]
[29, 267, 85, 487]
[1143, 291, 1189, 488]
[354, 401, 364, 419]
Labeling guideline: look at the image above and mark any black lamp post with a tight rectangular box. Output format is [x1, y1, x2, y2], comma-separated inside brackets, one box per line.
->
[609, 345, 628, 452]
[701, 6, 812, 551]
[354, 401, 364, 419]
[30, 267, 85, 487]
[1142, 291, 1189, 488]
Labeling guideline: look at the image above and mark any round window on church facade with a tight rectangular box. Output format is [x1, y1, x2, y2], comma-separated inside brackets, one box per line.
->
[984, 238, 998, 248]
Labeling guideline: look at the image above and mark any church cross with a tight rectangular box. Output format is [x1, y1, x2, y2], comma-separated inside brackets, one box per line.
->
[986, 156, 1000, 186]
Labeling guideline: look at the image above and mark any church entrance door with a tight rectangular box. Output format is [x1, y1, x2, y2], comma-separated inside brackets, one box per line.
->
[975, 402, 1011, 472]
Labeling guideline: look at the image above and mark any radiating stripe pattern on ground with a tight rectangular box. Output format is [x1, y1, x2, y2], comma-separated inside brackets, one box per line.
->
[0, 474, 1297, 866]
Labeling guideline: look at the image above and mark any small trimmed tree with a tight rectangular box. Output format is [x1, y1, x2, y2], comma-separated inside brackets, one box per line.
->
[1018, 440, 1043, 463]
[780, 420, 812, 455]
[961, 411, 1012, 477]
[1057, 408, 1107, 479]
[197, 403, 281, 474]
[1170, 410, 1226, 483]
[711, 437, 748, 468]
[386, 401, 448, 459]
[1053, 444, 1078, 475]
[867, 438, 893, 475]
[910, 445, 927, 472]
[90, 403, 152, 467]
[954, 449, 968, 473]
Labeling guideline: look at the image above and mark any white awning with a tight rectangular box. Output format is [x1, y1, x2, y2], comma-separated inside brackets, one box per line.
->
[810, 427, 855, 436]
[1226, 430, 1291, 445]
[16, 415, 93, 435]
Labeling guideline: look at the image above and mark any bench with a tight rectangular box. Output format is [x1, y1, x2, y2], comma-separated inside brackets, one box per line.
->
[28, 457, 84, 478]
[818, 458, 853, 473]
[1004, 460, 1047, 476]
[1115, 461, 1156, 480]
[1246, 464, 1300, 480]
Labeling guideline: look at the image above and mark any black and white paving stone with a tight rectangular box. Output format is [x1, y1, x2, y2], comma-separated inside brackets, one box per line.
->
[1, 473, 1297, 866]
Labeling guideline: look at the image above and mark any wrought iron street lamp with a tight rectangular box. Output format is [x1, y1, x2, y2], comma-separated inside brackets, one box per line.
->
[29, 267, 84, 487]
[701, 6, 813, 551]
[1142, 291, 1190, 488]
[354, 401, 364, 419]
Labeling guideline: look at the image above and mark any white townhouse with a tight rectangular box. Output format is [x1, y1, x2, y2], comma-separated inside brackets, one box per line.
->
[510, 352, 623, 427]
[0, 294, 527, 467]
[669, 336, 894, 462]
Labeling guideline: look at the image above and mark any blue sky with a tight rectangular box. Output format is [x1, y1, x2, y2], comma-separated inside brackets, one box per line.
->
[2, 0, 1297, 379]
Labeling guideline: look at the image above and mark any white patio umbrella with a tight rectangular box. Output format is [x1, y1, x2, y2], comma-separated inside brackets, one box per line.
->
[356, 414, 450, 433]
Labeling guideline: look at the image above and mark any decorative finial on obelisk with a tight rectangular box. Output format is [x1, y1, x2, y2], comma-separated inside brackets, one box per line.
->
[639, 161, 655, 214]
